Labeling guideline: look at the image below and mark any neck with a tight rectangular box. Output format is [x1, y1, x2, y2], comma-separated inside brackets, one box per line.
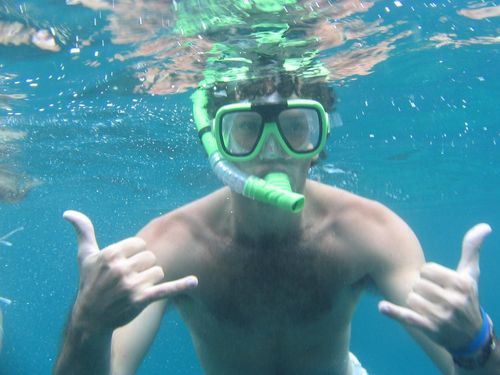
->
[227, 189, 304, 243]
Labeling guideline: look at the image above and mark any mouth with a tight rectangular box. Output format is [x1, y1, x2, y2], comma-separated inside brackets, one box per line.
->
[252, 163, 290, 177]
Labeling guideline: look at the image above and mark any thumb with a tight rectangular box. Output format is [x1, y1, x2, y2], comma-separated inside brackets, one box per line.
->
[63, 210, 99, 261]
[457, 223, 492, 281]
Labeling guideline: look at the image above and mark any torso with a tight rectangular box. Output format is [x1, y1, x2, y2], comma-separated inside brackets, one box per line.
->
[148, 181, 384, 375]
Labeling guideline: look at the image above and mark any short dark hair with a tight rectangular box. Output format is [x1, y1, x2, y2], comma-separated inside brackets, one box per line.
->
[204, 71, 336, 118]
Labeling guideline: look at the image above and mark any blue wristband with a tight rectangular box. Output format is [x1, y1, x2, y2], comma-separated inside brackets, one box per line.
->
[451, 308, 491, 358]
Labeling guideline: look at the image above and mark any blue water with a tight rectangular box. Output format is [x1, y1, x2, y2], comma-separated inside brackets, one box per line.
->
[1, 1, 499, 374]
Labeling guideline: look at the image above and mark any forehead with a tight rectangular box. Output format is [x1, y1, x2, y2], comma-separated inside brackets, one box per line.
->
[206, 76, 335, 119]
[241, 91, 299, 105]
[229, 74, 297, 100]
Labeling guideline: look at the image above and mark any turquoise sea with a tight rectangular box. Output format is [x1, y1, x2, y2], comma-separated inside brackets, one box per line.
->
[0, 1, 499, 374]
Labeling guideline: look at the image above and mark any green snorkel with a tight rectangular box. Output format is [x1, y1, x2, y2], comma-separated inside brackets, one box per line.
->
[192, 89, 305, 213]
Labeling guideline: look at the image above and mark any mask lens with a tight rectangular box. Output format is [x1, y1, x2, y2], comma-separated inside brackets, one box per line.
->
[278, 108, 321, 152]
[221, 111, 263, 156]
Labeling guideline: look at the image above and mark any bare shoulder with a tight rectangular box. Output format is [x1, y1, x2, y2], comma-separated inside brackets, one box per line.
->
[306, 180, 424, 269]
[136, 188, 229, 280]
[306, 179, 395, 227]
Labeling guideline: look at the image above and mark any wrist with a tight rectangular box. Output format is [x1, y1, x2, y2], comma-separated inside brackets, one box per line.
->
[450, 308, 496, 370]
[71, 299, 112, 342]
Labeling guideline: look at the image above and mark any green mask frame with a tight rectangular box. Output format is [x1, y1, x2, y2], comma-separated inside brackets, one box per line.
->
[214, 99, 329, 162]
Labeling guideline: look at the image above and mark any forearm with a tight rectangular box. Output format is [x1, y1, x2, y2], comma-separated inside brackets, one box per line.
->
[54, 304, 113, 375]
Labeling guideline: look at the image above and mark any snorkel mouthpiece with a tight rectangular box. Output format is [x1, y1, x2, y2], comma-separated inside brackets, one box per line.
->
[264, 172, 293, 191]
[192, 89, 305, 213]
[244, 173, 304, 213]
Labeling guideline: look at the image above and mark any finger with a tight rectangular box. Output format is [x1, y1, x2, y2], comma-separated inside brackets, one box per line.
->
[63, 210, 99, 260]
[104, 237, 147, 259]
[412, 278, 447, 304]
[457, 223, 492, 281]
[406, 291, 440, 317]
[420, 263, 463, 289]
[379, 300, 433, 331]
[133, 266, 165, 287]
[141, 276, 198, 305]
[127, 251, 157, 273]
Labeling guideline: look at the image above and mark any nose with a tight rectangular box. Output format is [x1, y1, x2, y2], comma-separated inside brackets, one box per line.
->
[258, 134, 286, 160]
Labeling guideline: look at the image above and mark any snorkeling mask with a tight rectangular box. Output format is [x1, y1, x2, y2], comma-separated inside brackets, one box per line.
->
[214, 99, 329, 162]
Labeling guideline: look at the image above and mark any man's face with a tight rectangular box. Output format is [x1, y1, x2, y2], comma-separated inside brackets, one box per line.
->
[231, 92, 315, 191]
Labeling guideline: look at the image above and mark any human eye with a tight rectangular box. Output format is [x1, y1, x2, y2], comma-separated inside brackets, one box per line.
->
[282, 112, 308, 134]
[238, 120, 255, 131]
[288, 119, 306, 132]
[234, 113, 260, 132]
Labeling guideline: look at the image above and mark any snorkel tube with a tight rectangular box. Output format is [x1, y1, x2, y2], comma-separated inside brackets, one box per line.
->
[192, 89, 305, 213]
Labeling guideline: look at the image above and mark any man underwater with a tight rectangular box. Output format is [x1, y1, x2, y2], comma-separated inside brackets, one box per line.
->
[54, 72, 498, 375]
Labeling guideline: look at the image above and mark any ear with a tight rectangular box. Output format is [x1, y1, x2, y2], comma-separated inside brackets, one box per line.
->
[310, 151, 327, 167]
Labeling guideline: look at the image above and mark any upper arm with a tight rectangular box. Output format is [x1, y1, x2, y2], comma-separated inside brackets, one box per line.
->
[109, 214, 192, 374]
[362, 204, 455, 374]
[368, 209, 424, 305]
[107, 203, 203, 375]
[111, 299, 169, 375]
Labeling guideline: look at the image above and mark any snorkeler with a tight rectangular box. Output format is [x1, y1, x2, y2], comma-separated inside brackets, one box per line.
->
[54, 66, 498, 375]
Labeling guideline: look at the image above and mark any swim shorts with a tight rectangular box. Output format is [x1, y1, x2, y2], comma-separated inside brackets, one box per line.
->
[350, 352, 369, 375]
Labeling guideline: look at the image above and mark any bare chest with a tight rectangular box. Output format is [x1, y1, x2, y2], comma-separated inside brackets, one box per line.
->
[182, 237, 363, 329]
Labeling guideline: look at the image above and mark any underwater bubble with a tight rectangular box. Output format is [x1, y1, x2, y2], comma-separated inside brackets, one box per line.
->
[322, 164, 346, 174]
